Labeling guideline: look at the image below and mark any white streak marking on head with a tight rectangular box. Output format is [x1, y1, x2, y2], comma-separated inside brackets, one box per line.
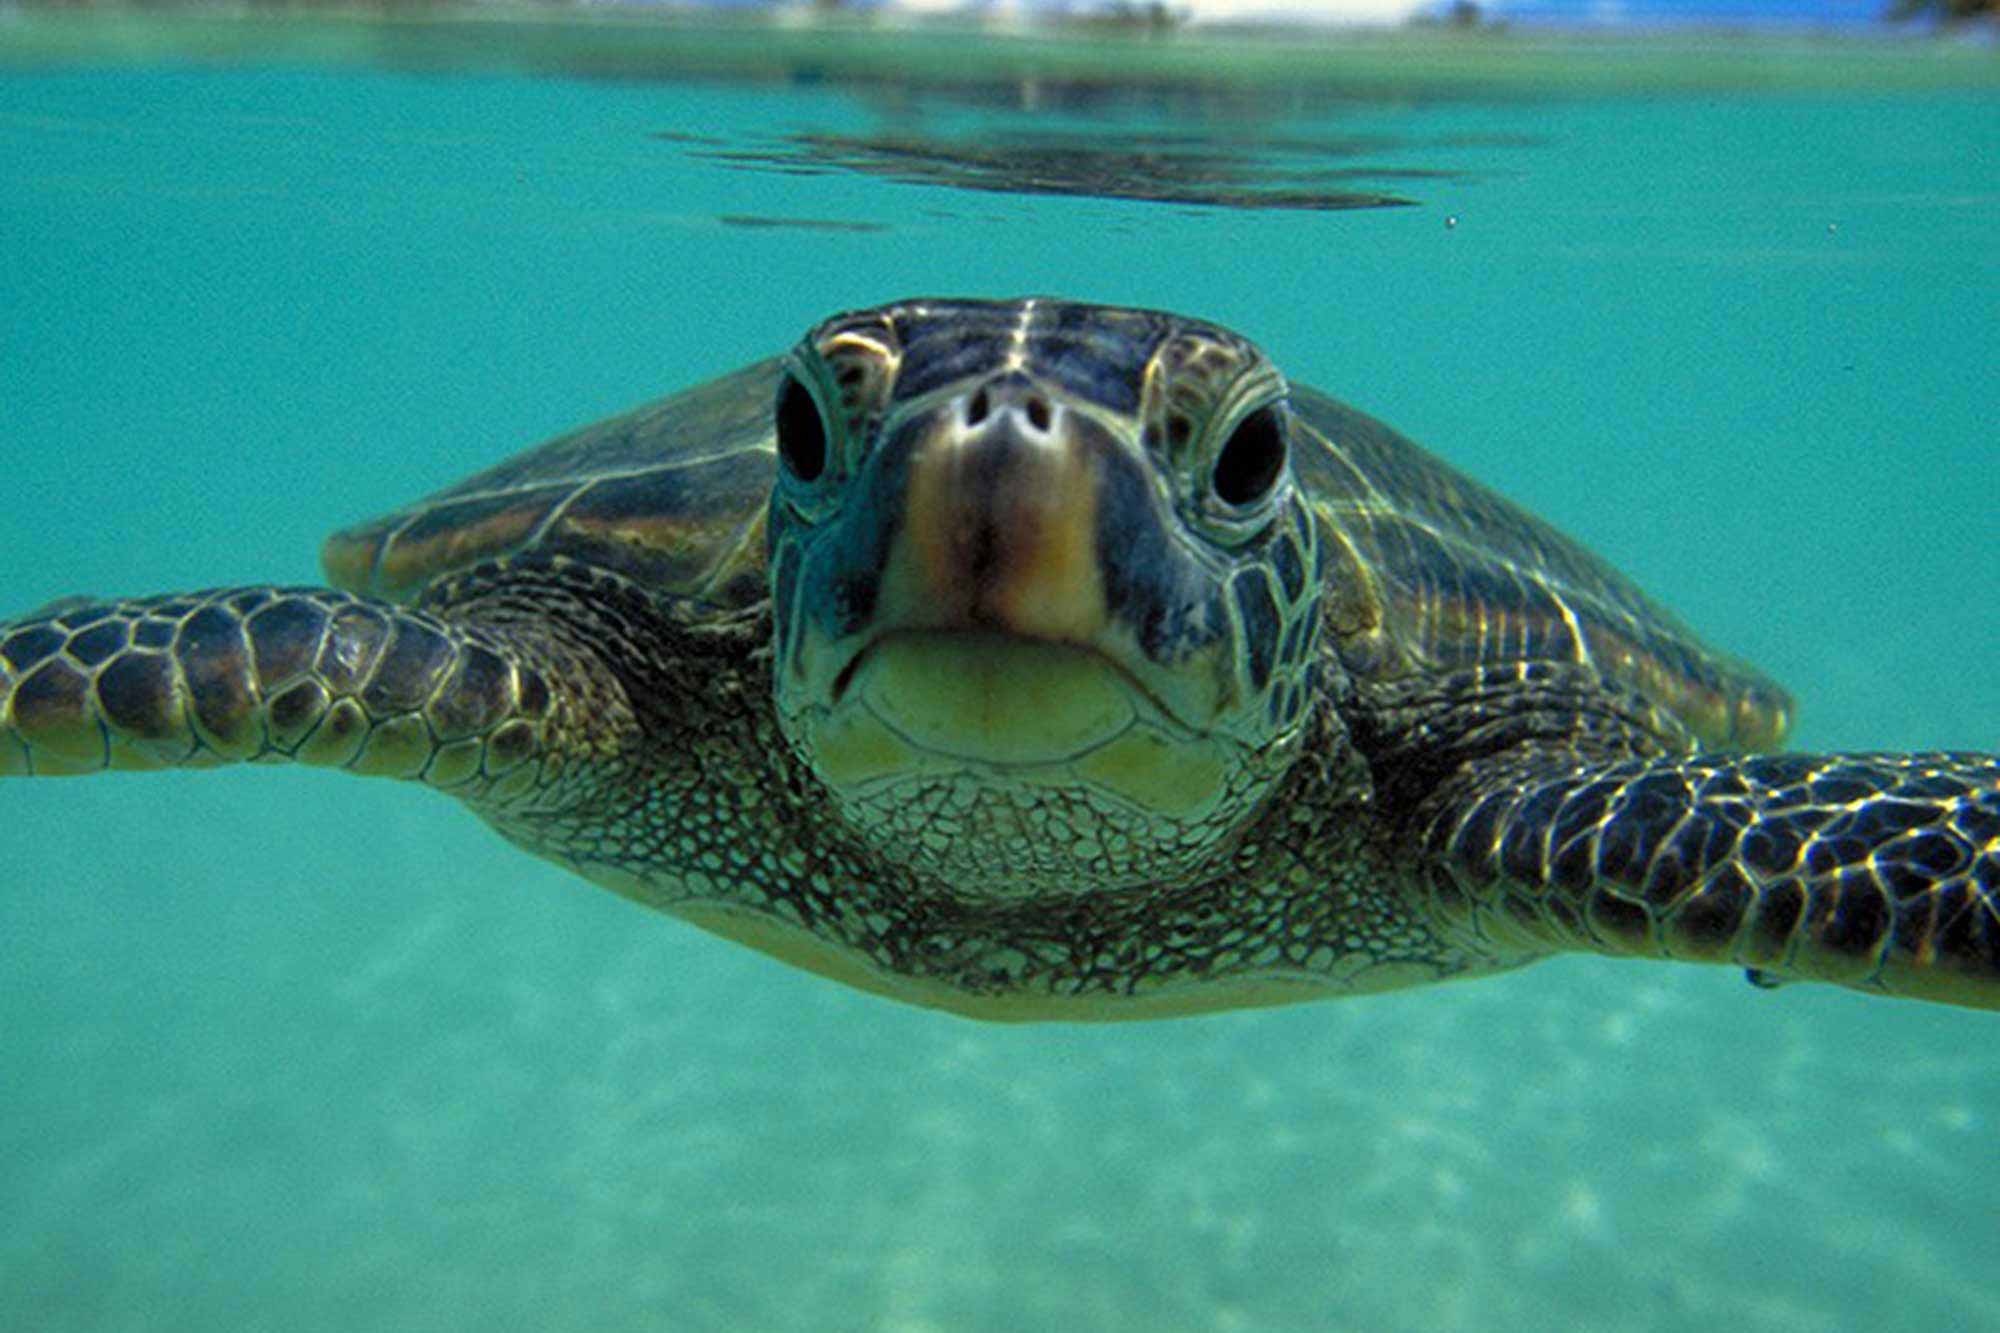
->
[1006, 298, 1039, 372]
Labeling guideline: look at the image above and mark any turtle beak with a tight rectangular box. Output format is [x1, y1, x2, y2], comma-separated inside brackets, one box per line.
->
[882, 371, 1110, 646]
[803, 371, 1145, 773]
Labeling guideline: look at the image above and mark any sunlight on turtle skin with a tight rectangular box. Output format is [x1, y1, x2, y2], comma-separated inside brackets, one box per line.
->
[1420, 746, 2000, 1008]
[2, 298, 1996, 1017]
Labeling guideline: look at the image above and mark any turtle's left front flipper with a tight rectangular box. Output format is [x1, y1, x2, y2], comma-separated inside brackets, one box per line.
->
[1418, 752, 2000, 1010]
[0, 586, 590, 795]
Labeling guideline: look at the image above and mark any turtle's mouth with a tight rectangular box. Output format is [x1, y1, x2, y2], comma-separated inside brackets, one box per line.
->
[798, 627, 1248, 893]
[825, 628, 1179, 768]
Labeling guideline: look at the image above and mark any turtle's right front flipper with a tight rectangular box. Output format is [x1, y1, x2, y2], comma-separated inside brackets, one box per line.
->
[0, 587, 565, 794]
[1419, 751, 2000, 1010]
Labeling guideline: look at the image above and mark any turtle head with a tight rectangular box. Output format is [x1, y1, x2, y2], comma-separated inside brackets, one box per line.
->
[766, 298, 1324, 897]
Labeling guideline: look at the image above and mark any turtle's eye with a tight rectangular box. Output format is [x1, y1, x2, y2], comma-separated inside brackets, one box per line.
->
[1211, 404, 1287, 509]
[776, 374, 828, 483]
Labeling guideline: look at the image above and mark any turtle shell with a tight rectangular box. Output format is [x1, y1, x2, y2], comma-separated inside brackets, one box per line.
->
[322, 359, 782, 612]
[1288, 385, 1792, 752]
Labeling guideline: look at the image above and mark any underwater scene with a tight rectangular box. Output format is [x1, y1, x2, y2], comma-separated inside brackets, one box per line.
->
[1, 13, 1996, 1332]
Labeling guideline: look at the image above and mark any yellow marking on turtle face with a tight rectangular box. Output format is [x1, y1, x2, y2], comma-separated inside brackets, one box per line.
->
[900, 410, 1108, 644]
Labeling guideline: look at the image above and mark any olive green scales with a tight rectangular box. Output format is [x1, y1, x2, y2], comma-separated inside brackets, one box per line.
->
[4, 300, 1995, 1015]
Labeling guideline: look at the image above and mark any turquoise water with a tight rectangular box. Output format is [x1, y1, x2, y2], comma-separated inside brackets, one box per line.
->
[2, 19, 1996, 1332]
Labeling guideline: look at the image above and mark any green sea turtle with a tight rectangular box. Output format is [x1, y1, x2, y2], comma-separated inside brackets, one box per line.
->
[4, 298, 1995, 1015]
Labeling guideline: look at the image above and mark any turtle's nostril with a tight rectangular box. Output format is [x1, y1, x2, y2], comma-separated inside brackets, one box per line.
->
[958, 380, 1057, 436]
